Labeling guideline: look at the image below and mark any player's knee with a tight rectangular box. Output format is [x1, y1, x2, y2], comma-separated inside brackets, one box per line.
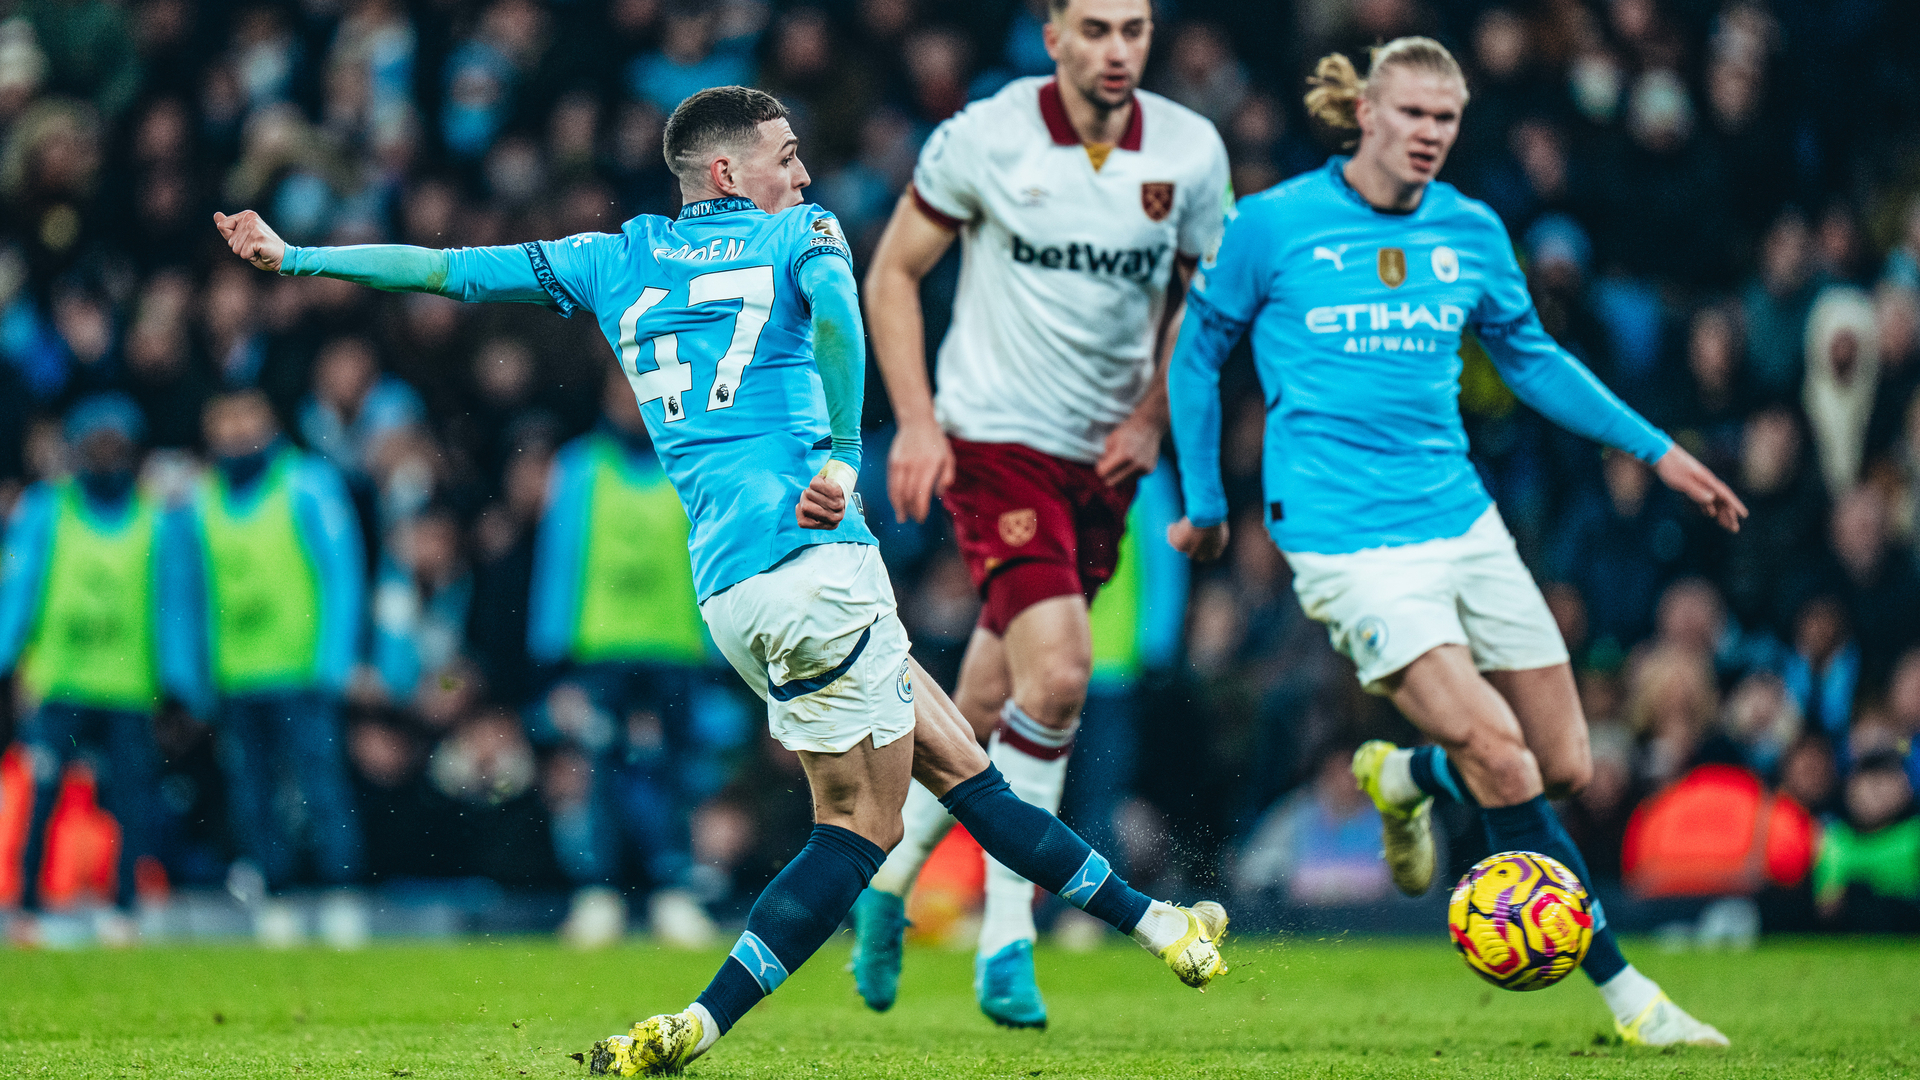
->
[1014, 662, 1089, 730]
[863, 813, 905, 853]
[952, 684, 1006, 741]
[1540, 746, 1592, 800]
[1458, 726, 1538, 801]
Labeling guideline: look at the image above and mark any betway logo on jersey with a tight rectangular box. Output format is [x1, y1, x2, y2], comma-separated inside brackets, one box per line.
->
[1011, 235, 1169, 283]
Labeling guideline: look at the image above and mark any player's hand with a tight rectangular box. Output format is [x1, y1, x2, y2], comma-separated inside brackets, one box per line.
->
[1167, 517, 1229, 561]
[887, 420, 954, 524]
[213, 210, 287, 272]
[1655, 444, 1748, 533]
[797, 461, 856, 530]
[1095, 415, 1162, 487]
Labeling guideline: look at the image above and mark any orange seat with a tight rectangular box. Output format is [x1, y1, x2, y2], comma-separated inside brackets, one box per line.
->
[1622, 762, 1818, 899]
[0, 746, 126, 909]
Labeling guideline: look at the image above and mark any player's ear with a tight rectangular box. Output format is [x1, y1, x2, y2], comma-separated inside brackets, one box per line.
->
[708, 153, 737, 197]
[1041, 14, 1062, 59]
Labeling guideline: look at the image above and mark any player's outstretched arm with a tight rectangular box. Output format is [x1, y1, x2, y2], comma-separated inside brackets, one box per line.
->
[213, 211, 552, 304]
[865, 192, 959, 524]
[1165, 299, 1244, 562]
[796, 252, 865, 531]
[1478, 315, 1746, 533]
[1654, 443, 1748, 532]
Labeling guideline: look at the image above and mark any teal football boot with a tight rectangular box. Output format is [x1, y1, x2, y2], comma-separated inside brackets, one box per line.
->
[848, 888, 909, 1012]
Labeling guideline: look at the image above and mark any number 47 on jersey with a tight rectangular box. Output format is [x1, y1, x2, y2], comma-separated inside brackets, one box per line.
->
[616, 265, 774, 421]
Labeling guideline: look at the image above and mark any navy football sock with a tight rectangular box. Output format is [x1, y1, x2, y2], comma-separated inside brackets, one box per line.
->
[1480, 796, 1628, 985]
[1408, 745, 1478, 807]
[939, 764, 1152, 933]
[695, 824, 884, 1034]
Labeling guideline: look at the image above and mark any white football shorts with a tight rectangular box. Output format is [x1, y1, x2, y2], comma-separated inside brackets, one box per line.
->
[701, 542, 917, 754]
[1284, 507, 1569, 695]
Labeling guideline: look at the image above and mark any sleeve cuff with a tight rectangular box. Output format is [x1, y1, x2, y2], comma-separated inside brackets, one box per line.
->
[518, 242, 579, 317]
[909, 184, 965, 232]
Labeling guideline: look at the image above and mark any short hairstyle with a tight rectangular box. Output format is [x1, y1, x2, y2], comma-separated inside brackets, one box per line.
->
[661, 86, 790, 182]
[1305, 37, 1468, 149]
[1049, 0, 1150, 19]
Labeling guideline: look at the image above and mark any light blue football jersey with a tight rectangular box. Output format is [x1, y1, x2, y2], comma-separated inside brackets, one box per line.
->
[1173, 157, 1670, 554]
[527, 196, 877, 600]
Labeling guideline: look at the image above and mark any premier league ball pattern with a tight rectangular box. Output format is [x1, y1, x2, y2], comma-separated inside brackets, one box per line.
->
[1447, 851, 1594, 991]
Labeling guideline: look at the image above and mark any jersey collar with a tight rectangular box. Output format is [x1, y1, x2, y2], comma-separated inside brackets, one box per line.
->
[1327, 155, 1426, 217]
[678, 196, 760, 220]
[1038, 79, 1143, 152]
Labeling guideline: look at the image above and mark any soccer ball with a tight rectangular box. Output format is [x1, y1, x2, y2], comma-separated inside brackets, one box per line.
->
[1447, 851, 1594, 991]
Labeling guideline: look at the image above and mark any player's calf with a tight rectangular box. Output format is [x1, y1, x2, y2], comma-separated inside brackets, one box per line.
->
[937, 764, 1229, 990]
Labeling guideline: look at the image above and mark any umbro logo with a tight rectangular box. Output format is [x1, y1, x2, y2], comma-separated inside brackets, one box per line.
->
[1313, 245, 1349, 271]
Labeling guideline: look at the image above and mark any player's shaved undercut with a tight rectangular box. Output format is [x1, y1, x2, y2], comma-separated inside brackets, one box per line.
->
[662, 86, 791, 182]
[1048, 0, 1146, 17]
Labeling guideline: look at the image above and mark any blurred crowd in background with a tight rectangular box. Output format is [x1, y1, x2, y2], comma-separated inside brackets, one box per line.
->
[1, 0, 1918, 946]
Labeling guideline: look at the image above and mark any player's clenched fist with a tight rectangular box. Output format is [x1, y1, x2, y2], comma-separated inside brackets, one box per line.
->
[1167, 517, 1229, 562]
[797, 461, 857, 530]
[213, 210, 287, 272]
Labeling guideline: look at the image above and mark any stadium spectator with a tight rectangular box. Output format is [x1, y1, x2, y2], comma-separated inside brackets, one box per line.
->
[368, 504, 474, 707]
[1233, 748, 1392, 907]
[524, 370, 714, 949]
[1802, 286, 1880, 494]
[0, 395, 172, 944]
[298, 335, 426, 489]
[1742, 210, 1821, 403]
[160, 389, 368, 947]
[1814, 750, 1919, 931]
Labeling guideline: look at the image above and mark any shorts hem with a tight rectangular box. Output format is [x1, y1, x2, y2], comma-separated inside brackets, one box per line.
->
[1356, 631, 1470, 696]
[1471, 646, 1572, 675]
[769, 710, 915, 755]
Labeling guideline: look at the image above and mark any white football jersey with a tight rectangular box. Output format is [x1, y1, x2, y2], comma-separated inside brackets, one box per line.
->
[912, 77, 1232, 463]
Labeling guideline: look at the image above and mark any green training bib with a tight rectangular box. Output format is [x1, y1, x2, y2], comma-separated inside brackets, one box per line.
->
[20, 482, 160, 709]
[573, 437, 704, 664]
[199, 454, 323, 692]
[1089, 502, 1145, 681]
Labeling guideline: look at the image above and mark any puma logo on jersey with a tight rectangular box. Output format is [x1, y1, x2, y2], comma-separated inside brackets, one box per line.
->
[1313, 245, 1349, 271]
[1010, 234, 1169, 283]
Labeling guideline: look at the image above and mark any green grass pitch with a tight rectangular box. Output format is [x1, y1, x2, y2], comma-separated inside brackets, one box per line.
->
[1, 936, 1914, 1078]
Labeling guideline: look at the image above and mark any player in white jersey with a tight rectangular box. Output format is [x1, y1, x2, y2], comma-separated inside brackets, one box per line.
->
[854, 0, 1231, 1028]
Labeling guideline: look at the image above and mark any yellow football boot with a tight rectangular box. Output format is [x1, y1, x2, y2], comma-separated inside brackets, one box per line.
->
[1352, 740, 1435, 896]
[1160, 901, 1230, 989]
[1616, 993, 1730, 1047]
[586, 1010, 706, 1076]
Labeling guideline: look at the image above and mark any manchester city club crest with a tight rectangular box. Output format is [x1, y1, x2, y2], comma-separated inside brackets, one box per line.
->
[896, 658, 914, 703]
[1354, 616, 1389, 658]
[1377, 247, 1407, 288]
[1141, 182, 1175, 222]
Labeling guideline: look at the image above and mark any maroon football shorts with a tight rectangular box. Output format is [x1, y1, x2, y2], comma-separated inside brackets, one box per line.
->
[942, 437, 1137, 636]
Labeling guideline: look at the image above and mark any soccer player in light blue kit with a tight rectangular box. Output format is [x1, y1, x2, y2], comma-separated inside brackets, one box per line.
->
[1166, 40, 1744, 1047]
[216, 86, 1226, 1075]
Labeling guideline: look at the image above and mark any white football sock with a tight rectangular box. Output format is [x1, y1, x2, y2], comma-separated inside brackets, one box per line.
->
[1597, 964, 1661, 1024]
[868, 780, 955, 898]
[687, 1001, 720, 1055]
[1379, 748, 1424, 808]
[978, 700, 1077, 959]
[1129, 900, 1190, 954]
